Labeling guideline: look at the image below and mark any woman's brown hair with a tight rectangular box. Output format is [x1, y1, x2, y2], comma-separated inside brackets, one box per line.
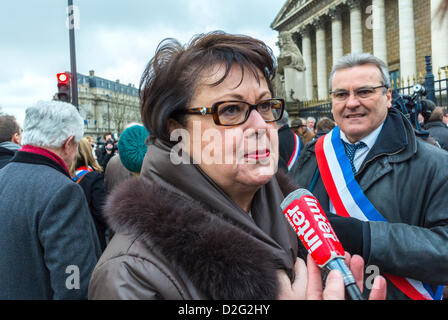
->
[70, 137, 103, 176]
[139, 31, 277, 144]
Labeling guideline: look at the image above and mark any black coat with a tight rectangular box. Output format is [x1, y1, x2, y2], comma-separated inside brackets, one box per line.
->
[77, 171, 108, 251]
[278, 125, 301, 172]
[0, 147, 15, 169]
[290, 108, 448, 299]
[97, 147, 116, 170]
[425, 121, 448, 151]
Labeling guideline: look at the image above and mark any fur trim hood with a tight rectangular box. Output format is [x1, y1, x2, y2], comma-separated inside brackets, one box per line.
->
[104, 177, 286, 299]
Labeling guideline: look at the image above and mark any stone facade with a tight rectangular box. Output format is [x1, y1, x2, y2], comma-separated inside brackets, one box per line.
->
[75, 70, 141, 140]
[271, 0, 448, 110]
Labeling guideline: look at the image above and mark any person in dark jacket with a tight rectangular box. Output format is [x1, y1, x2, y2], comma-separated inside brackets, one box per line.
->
[0, 101, 101, 299]
[97, 137, 116, 170]
[117, 124, 149, 174]
[424, 107, 448, 151]
[290, 53, 448, 300]
[312, 117, 336, 142]
[0, 115, 22, 169]
[70, 137, 109, 251]
[104, 124, 149, 194]
[277, 111, 301, 172]
[292, 117, 315, 145]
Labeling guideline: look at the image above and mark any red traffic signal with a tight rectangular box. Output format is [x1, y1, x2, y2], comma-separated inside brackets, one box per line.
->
[56, 72, 71, 102]
[57, 72, 70, 84]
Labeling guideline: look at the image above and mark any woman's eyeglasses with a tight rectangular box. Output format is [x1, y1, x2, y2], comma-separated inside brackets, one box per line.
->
[180, 98, 285, 126]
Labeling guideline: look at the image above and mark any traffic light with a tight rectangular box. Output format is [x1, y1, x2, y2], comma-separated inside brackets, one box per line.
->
[57, 72, 71, 102]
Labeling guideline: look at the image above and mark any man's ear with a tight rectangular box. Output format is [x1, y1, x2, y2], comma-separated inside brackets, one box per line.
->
[385, 88, 393, 109]
[11, 133, 21, 145]
[63, 136, 76, 152]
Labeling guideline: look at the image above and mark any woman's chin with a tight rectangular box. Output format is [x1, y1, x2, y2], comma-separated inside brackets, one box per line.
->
[237, 162, 276, 186]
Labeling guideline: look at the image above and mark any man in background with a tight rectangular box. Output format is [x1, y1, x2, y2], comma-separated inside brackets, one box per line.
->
[0, 115, 22, 169]
[291, 117, 315, 145]
[306, 116, 316, 133]
[0, 101, 101, 299]
[425, 107, 448, 151]
[276, 111, 301, 172]
[97, 132, 117, 170]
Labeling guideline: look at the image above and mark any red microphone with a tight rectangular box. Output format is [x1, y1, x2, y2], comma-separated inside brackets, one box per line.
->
[281, 188, 364, 300]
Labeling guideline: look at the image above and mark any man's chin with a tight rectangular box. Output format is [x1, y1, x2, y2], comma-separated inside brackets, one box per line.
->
[341, 125, 369, 142]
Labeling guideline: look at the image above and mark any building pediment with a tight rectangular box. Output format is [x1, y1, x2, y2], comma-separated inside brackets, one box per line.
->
[271, 0, 314, 30]
[272, 0, 353, 32]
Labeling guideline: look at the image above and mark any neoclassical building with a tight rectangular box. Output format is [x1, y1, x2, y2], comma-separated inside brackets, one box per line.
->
[271, 0, 448, 105]
[76, 70, 141, 139]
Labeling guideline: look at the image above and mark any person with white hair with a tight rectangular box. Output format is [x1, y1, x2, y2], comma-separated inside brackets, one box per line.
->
[0, 100, 102, 299]
[306, 116, 316, 133]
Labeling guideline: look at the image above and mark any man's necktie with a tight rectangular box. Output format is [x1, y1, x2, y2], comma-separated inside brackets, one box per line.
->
[342, 141, 366, 174]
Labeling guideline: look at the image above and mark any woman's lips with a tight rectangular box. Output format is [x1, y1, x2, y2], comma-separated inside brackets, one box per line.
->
[245, 149, 270, 160]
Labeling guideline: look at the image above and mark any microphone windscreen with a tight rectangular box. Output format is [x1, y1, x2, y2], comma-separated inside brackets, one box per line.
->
[280, 188, 312, 211]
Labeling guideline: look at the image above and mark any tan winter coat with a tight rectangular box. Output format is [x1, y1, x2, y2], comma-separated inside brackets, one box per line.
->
[88, 140, 305, 300]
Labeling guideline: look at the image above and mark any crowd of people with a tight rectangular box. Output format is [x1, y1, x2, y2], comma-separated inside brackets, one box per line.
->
[1, 10, 448, 300]
[0, 103, 150, 299]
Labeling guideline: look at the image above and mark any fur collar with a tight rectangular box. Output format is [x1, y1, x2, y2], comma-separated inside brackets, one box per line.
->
[104, 176, 293, 299]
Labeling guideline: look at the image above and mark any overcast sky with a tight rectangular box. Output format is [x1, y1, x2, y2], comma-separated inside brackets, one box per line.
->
[0, 0, 285, 125]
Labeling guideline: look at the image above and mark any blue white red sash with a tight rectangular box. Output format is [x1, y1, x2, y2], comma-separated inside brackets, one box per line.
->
[287, 133, 301, 171]
[315, 127, 443, 300]
[72, 166, 93, 183]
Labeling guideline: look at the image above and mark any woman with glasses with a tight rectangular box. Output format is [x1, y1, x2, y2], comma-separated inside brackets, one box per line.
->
[88, 31, 384, 300]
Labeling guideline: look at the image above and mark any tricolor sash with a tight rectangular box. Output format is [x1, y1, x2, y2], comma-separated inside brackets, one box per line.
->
[315, 127, 443, 300]
[287, 133, 301, 171]
[72, 166, 93, 183]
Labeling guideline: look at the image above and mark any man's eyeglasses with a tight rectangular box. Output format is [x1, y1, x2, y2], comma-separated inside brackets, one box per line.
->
[330, 85, 387, 102]
[180, 98, 285, 126]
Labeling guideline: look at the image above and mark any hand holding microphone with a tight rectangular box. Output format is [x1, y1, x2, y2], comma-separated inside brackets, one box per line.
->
[280, 188, 386, 300]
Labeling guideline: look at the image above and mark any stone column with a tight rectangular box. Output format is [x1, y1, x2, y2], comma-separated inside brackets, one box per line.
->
[431, 0, 448, 79]
[348, 0, 363, 54]
[313, 17, 328, 100]
[398, 0, 417, 82]
[329, 7, 343, 66]
[300, 26, 314, 100]
[371, 0, 387, 63]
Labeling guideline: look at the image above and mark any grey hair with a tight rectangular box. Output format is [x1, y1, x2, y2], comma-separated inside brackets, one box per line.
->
[22, 100, 84, 148]
[328, 53, 391, 92]
[306, 116, 316, 122]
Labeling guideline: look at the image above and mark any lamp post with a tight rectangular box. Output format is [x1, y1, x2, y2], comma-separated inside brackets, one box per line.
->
[105, 94, 111, 132]
[424, 55, 436, 103]
[67, 0, 79, 109]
